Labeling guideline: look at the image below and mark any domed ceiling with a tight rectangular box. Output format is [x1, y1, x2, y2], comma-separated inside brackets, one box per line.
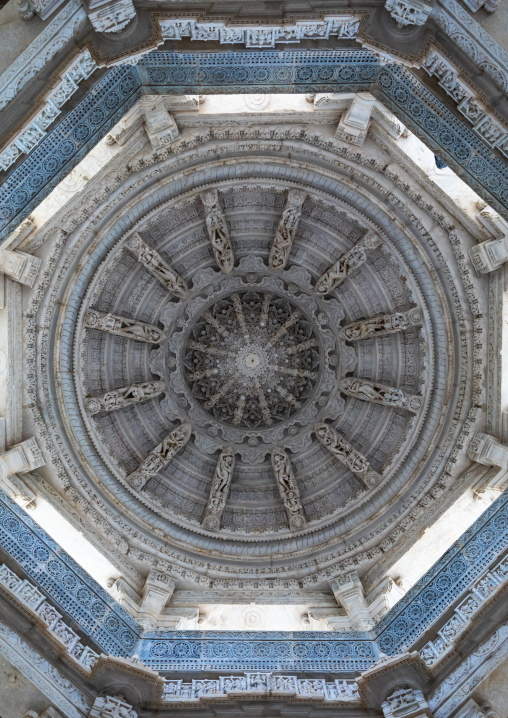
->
[28, 122, 481, 586]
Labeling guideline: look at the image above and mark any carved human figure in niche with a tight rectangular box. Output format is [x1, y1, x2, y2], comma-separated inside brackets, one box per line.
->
[269, 189, 306, 270]
[201, 190, 234, 273]
[208, 448, 235, 514]
[271, 447, 306, 530]
[84, 309, 164, 344]
[342, 308, 421, 342]
[126, 234, 188, 298]
[315, 231, 381, 295]
[202, 448, 235, 530]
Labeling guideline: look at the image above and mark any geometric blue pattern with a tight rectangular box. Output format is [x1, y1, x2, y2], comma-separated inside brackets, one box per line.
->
[0, 66, 142, 241]
[375, 486, 508, 654]
[2, 49, 508, 243]
[1, 482, 508, 670]
[137, 49, 379, 95]
[0, 489, 140, 656]
[138, 630, 380, 673]
[374, 65, 508, 221]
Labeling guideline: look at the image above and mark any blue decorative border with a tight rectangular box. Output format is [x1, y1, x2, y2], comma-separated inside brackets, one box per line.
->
[136, 49, 379, 95]
[0, 489, 140, 655]
[0, 66, 142, 240]
[2, 50, 508, 242]
[137, 630, 379, 673]
[375, 488, 508, 653]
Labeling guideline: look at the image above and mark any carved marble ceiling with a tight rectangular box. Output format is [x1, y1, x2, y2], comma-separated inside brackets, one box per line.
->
[24, 116, 486, 592]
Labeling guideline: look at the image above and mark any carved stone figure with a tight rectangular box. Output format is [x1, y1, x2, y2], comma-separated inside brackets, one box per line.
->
[126, 234, 188, 298]
[127, 423, 192, 490]
[84, 309, 165, 344]
[315, 423, 377, 485]
[339, 377, 421, 413]
[85, 381, 166, 414]
[384, 0, 433, 27]
[200, 190, 234, 273]
[202, 447, 235, 530]
[89, 695, 137, 718]
[268, 189, 306, 270]
[315, 231, 381, 295]
[271, 447, 306, 530]
[341, 308, 421, 342]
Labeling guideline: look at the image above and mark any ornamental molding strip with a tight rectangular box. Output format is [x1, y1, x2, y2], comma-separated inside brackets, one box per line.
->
[422, 48, 508, 160]
[159, 15, 361, 49]
[0, 563, 100, 674]
[0, 0, 88, 111]
[384, 0, 434, 28]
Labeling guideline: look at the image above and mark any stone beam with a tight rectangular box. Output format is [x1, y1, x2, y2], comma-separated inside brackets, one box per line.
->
[107, 95, 180, 151]
[0, 248, 41, 287]
[85, 381, 166, 415]
[84, 309, 165, 344]
[201, 447, 235, 531]
[340, 308, 422, 342]
[126, 234, 188, 298]
[127, 423, 192, 490]
[268, 189, 306, 270]
[315, 231, 381, 295]
[339, 377, 422, 412]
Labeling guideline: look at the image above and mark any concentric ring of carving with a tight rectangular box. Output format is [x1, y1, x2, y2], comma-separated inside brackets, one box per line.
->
[183, 290, 320, 429]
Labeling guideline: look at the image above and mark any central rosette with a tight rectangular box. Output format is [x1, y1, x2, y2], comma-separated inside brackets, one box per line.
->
[183, 290, 320, 428]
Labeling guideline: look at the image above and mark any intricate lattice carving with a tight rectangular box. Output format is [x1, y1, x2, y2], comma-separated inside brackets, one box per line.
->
[184, 291, 319, 429]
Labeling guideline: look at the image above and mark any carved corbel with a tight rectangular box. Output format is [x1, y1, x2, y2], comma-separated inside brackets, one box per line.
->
[335, 94, 376, 146]
[89, 695, 137, 718]
[201, 448, 235, 531]
[339, 377, 422, 413]
[108, 96, 180, 150]
[330, 573, 375, 631]
[0, 438, 44, 510]
[268, 189, 306, 270]
[469, 235, 508, 274]
[85, 381, 165, 414]
[357, 652, 433, 714]
[84, 309, 165, 344]
[381, 687, 433, 718]
[126, 234, 188, 298]
[0, 247, 41, 287]
[468, 432, 508, 470]
[315, 423, 379, 487]
[127, 423, 192, 490]
[271, 447, 306, 531]
[200, 190, 234, 273]
[138, 570, 176, 630]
